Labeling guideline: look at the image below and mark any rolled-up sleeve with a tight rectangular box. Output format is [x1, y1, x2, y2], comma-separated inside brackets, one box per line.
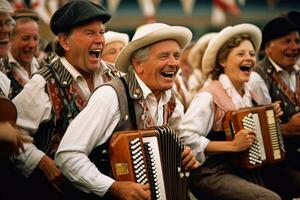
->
[55, 86, 120, 197]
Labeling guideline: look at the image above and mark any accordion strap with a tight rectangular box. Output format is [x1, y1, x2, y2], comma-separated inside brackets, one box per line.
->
[120, 76, 138, 129]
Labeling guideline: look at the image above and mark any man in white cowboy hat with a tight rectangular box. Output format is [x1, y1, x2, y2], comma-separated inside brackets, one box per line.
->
[179, 23, 281, 200]
[253, 16, 300, 199]
[55, 22, 200, 200]
[102, 30, 129, 64]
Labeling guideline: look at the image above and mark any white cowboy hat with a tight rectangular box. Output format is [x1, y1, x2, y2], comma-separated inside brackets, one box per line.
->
[188, 32, 218, 71]
[202, 23, 262, 77]
[115, 23, 192, 73]
[104, 31, 129, 46]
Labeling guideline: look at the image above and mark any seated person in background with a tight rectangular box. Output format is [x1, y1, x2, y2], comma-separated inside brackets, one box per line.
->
[179, 23, 281, 200]
[188, 32, 218, 90]
[4, 8, 40, 98]
[55, 22, 199, 200]
[253, 16, 300, 199]
[102, 30, 129, 64]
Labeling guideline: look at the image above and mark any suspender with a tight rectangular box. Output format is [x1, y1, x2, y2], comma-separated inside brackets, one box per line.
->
[120, 76, 138, 130]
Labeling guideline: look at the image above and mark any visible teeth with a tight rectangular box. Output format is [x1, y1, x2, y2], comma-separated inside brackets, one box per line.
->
[161, 71, 175, 78]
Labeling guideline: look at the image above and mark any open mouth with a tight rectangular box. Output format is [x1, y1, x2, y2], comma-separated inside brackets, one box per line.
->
[89, 50, 101, 59]
[161, 71, 176, 78]
[240, 66, 251, 72]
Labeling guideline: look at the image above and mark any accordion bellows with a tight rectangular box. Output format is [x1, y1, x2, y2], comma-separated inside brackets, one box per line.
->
[223, 104, 285, 169]
[110, 126, 189, 200]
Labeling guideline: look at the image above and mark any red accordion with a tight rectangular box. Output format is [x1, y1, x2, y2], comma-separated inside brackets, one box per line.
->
[223, 105, 285, 169]
[109, 126, 189, 200]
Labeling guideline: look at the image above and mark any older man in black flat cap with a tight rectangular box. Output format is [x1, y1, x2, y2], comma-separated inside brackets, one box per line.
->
[7, 1, 119, 200]
[253, 16, 300, 199]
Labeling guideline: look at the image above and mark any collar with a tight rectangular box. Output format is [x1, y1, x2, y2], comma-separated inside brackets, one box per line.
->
[134, 72, 172, 103]
[219, 73, 252, 100]
[60, 57, 110, 82]
[268, 57, 300, 73]
[8, 52, 40, 73]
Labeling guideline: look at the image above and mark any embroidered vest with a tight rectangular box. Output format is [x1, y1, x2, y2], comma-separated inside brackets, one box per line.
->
[0, 57, 24, 99]
[254, 58, 300, 158]
[106, 71, 177, 131]
[254, 58, 300, 123]
[34, 59, 117, 158]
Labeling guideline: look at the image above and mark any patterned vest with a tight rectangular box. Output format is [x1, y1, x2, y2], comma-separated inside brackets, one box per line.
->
[254, 58, 300, 158]
[34, 59, 117, 158]
[254, 58, 300, 123]
[106, 71, 177, 131]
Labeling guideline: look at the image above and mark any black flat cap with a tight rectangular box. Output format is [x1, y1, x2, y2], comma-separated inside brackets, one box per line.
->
[50, 0, 111, 35]
[261, 16, 299, 49]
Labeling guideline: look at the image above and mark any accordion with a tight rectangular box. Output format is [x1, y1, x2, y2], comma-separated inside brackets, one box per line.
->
[223, 104, 285, 169]
[109, 126, 189, 200]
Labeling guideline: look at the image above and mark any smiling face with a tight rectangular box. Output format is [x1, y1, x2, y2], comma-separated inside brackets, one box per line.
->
[10, 19, 39, 68]
[219, 39, 256, 89]
[102, 41, 124, 64]
[265, 31, 300, 72]
[0, 13, 14, 58]
[132, 39, 181, 99]
[59, 20, 105, 75]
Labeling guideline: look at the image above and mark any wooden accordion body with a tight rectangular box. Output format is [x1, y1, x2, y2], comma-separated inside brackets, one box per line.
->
[223, 105, 285, 169]
[109, 126, 189, 200]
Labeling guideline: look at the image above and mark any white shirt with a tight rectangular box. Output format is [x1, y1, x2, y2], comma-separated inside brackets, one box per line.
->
[8, 52, 40, 82]
[0, 71, 10, 96]
[55, 73, 184, 197]
[12, 57, 113, 177]
[268, 57, 300, 92]
[179, 74, 271, 165]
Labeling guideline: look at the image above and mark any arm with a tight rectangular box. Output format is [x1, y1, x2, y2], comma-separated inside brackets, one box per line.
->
[0, 121, 32, 159]
[12, 74, 52, 176]
[179, 92, 214, 164]
[248, 71, 271, 105]
[281, 112, 300, 136]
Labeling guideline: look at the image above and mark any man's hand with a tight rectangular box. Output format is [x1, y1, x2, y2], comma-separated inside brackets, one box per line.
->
[181, 146, 200, 170]
[38, 155, 65, 193]
[281, 112, 300, 136]
[107, 181, 151, 200]
[0, 121, 32, 159]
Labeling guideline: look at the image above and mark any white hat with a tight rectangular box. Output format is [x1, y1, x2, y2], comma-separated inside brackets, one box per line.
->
[188, 32, 218, 71]
[115, 23, 192, 73]
[104, 31, 129, 46]
[0, 0, 12, 13]
[202, 23, 262, 76]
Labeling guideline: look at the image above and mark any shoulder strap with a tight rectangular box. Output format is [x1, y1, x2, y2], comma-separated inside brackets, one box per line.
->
[120, 76, 137, 130]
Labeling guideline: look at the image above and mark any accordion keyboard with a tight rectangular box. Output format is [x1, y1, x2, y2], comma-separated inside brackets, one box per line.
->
[242, 113, 263, 166]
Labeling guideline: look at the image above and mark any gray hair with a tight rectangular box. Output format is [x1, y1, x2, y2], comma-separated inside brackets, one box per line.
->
[132, 45, 150, 62]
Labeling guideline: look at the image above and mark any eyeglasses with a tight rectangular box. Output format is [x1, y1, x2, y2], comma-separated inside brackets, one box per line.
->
[0, 18, 16, 27]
